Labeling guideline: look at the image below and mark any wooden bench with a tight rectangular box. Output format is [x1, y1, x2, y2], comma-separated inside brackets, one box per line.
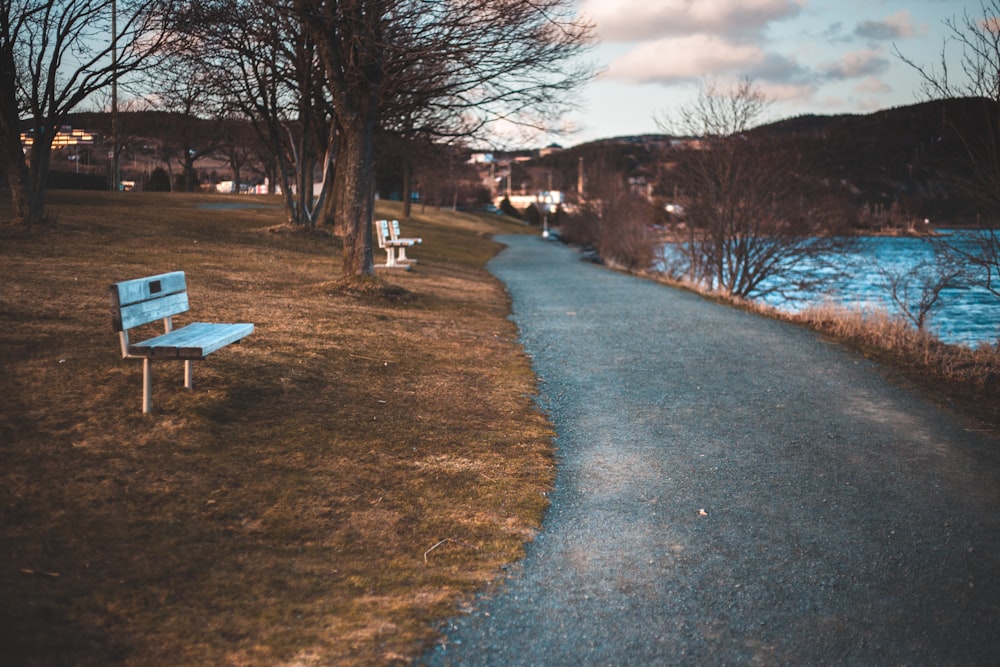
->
[375, 219, 415, 269]
[110, 271, 254, 413]
[388, 219, 422, 264]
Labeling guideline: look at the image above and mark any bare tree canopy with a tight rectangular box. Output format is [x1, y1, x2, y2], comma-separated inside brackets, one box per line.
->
[175, 0, 337, 227]
[295, 0, 593, 275]
[895, 0, 1000, 103]
[166, 0, 591, 270]
[896, 0, 1000, 304]
[658, 79, 851, 300]
[0, 0, 174, 224]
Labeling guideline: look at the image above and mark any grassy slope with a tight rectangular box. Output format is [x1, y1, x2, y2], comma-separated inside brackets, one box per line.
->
[0, 192, 550, 665]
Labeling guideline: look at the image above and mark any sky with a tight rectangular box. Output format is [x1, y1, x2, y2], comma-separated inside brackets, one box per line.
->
[549, 0, 980, 146]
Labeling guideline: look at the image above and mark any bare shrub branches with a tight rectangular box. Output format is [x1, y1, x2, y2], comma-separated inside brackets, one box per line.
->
[657, 79, 852, 300]
[878, 259, 964, 332]
[896, 1, 1000, 305]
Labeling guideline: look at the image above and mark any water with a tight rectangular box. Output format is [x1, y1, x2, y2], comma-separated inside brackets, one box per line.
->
[659, 232, 1000, 348]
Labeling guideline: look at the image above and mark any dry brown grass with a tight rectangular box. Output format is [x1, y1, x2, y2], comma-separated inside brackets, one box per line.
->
[647, 267, 999, 434]
[789, 300, 1000, 432]
[0, 192, 549, 665]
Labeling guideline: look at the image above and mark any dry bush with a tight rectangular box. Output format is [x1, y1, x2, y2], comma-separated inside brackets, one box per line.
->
[559, 175, 656, 271]
[643, 271, 999, 432]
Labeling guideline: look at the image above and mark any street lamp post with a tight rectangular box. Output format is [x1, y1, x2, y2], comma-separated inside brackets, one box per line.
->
[111, 0, 119, 192]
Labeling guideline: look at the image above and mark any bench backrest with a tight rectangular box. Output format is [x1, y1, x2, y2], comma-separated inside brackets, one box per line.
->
[390, 219, 420, 242]
[375, 219, 390, 249]
[110, 271, 189, 333]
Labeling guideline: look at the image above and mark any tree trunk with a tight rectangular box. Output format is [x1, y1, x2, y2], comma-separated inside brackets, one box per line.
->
[336, 114, 376, 276]
[402, 160, 412, 218]
[5, 135, 53, 225]
[3, 162, 45, 224]
[183, 155, 198, 192]
[1, 54, 47, 224]
[1, 143, 33, 223]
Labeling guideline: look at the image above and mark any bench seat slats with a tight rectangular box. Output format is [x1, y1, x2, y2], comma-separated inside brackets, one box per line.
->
[130, 321, 254, 359]
[110, 270, 254, 413]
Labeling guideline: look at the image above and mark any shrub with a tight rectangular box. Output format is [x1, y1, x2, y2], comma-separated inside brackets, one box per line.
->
[148, 167, 171, 192]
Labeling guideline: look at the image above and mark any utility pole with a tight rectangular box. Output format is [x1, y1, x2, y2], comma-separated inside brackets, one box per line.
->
[111, 0, 119, 192]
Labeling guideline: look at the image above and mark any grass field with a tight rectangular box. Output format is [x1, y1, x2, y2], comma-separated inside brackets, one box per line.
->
[1, 191, 552, 665]
[3, 191, 996, 666]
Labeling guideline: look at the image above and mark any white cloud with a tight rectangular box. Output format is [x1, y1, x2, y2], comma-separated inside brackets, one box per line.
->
[607, 35, 762, 83]
[756, 81, 816, 103]
[855, 76, 892, 94]
[579, 0, 804, 42]
[982, 16, 1000, 34]
[606, 34, 806, 86]
[820, 49, 889, 80]
[854, 10, 923, 41]
[817, 95, 845, 110]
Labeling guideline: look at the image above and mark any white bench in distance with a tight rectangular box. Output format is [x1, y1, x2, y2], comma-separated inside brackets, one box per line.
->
[389, 219, 422, 264]
[375, 219, 414, 269]
[110, 271, 254, 413]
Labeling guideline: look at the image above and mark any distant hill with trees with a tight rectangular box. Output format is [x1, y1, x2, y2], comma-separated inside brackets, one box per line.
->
[520, 97, 993, 228]
[750, 97, 994, 226]
[40, 97, 995, 229]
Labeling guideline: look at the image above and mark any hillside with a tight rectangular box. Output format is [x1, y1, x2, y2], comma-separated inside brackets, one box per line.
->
[522, 97, 995, 226]
[41, 99, 1000, 225]
[752, 97, 996, 224]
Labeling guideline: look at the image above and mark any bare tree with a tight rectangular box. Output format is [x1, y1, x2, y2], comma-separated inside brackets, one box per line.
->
[153, 58, 227, 191]
[179, 0, 336, 227]
[896, 0, 1000, 302]
[217, 117, 262, 193]
[297, 0, 593, 276]
[657, 79, 850, 299]
[0, 0, 173, 224]
[879, 257, 963, 332]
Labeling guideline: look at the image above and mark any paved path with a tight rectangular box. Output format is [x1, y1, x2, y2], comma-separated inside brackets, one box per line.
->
[420, 235, 1000, 666]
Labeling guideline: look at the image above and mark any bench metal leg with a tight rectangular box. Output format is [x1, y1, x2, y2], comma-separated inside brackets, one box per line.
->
[142, 358, 152, 414]
[397, 245, 416, 264]
[184, 360, 193, 389]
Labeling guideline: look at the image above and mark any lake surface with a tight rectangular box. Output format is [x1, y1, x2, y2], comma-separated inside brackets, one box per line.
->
[659, 232, 1000, 348]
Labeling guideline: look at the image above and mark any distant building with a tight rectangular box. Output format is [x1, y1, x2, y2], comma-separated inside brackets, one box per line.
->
[497, 190, 564, 213]
[469, 152, 495, 164]
[20, 126, 97, 149]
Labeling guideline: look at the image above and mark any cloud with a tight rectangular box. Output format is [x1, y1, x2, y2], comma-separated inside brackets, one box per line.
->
[820, 49, 889, 80]
[822, 22, 849, 44]
[855, 76, 892, 94]
[606, 34, 804, 85]
[755, 81, 817, 103]
[854, 10, 923, 41]
[982, 16, 1000, 34]
[579, 0, 804, 42]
